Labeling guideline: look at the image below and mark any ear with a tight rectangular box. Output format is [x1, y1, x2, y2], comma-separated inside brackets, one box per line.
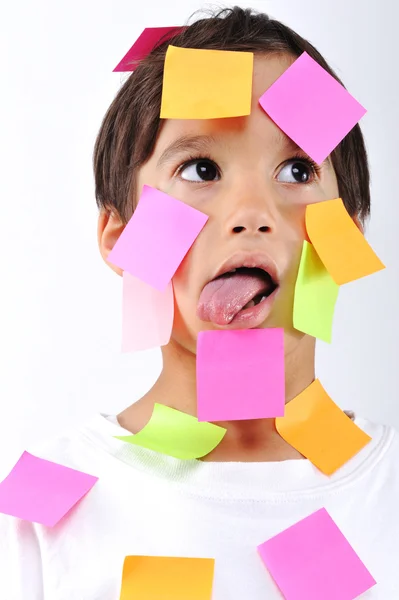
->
[97, 209, 125, 276]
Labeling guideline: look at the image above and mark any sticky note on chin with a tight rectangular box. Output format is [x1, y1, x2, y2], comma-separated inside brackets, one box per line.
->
[0, 452, 98, 526]
[115, 403, 226, 460]
[259, 51, 366, 164]
[258, 507, 376, 599]
[113, 27, 185, 72]
[119, 555, 215, 600]
[197, 329, 285, 422]
[306, 198, 385, 285]
[107, 185, 208, 291]
[160, 46, 254, 119]
[293, 241, 339, 343]
[275, 379, 371, 475]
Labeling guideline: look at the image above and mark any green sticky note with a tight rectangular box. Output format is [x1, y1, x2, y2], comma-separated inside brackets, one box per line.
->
[115, 403, 226, 460]
[293, 241, 339, 343]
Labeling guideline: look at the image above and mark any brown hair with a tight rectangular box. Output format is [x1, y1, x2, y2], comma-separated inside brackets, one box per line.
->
[93, 6, 370, 225]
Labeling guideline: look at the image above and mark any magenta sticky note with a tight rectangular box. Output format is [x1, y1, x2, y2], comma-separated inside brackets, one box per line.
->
[258, 508, 376, 599]
[0, 452, 98, 527]
[107, 185, 208, 291]
[258, 52, 367, 164]
[196, 328, 285, 422]
[122, 271, 174, 352]
[113, 27, 185, 72]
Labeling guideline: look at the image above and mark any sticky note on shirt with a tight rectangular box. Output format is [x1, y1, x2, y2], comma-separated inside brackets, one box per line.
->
[119, 555, 215, 600]
[293, 241, 339, 343]
[122, 272, 174, 352]
[275, 379, 371, 475]
[107, 185, 208, 291]
[306, 198, 385, 285]
[113, 27, 185, 72]
[258, 507, 376, 599]
[115, 403, 226, 459]
[0, 452, 98, 526]
[259, 52, 366, 164]
[197, 329, 285, 422]
[160, 46, 254, 119]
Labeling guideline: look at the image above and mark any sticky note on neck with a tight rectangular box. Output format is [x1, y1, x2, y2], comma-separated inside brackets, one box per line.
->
[160, 46, 254, 119]
[275, 379, 371, 475]
[113, 27, 185, 72]
[259, 51, 366, 164]
[306, 198, 385, 284]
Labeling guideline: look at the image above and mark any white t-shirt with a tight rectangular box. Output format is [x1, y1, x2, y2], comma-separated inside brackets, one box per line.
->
[1, 413, 399, 599]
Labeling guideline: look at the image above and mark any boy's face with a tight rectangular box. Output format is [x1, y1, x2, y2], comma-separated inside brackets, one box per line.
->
[136, 53, 340, 354]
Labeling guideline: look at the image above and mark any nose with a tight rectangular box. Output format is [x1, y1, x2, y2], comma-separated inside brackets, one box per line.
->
[223, 182, 276, 236]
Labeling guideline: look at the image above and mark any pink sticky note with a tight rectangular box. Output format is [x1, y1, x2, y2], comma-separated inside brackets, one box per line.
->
[122, 272, 174, 352]
[0, 452, 98, 527]
[107, 185, 208, 291]
[113, 27, 186, 72]
[258, 508, 376, 599]
[259, 52, 367, 164]
[196, 329, 285, 422]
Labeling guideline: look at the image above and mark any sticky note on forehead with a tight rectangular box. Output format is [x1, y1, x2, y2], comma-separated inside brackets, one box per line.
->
[306, 198, 385, 284]
[160, 46, 254, 119]
[258, 508, 376, 599]
[259, 52, 366, 164]
[107, 185, 208, 291]
[113, 27, 185, 72]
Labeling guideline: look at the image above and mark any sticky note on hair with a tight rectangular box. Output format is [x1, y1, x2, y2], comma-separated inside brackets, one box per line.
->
[259, 52, 366, 164]
[258, 507, 376, 599]
[0, 452, 98, 526]
[107, 185, 208, 291]
[122, 272, 174, 352]
[275, 379, 371, 475]
[160, 46, 254, 119]
[115, 403, 226, 459]
[306, 198, 385, 284]
[197, 329, 285, 422]
[119, 555, 215, 600]
[113, 27, 185, 72]
[293, 241, 339, 343]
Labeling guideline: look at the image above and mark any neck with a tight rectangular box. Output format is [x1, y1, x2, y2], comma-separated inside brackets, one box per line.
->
[118, 333, 316, 462]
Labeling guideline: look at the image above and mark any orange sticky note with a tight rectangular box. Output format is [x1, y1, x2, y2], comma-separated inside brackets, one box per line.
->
[119, 555, 215, 600]
[306, 198, 385, 285]
[275, 379, 371, 475]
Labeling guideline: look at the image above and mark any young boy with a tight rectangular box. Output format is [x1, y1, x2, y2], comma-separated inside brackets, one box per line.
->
[1, 6, 398, 599]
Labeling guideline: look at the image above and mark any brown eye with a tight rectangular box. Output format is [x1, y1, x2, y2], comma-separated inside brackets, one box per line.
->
[180, 160, 220, 182]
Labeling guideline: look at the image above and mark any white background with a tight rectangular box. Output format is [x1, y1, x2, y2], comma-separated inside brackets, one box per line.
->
[0, 0, 397, 477]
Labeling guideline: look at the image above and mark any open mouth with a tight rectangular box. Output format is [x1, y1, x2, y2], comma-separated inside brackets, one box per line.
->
[215, 266, 278, 310]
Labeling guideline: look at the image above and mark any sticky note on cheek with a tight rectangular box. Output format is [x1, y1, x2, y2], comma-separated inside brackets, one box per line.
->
[306, 198, 385, 284]
[258, 508, 376, 599]
[119, 556, 215, 600]
[107, 185, 208, 291]
[160, 45, 254, 119]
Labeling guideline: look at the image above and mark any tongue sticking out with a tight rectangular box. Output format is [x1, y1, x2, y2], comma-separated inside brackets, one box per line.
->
[197, 268, 276, 326]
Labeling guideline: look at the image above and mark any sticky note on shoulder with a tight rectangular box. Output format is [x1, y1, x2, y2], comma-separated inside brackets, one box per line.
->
[275, 379, 371, 475]
[258, 507, 376, 599]
[119, 555, 215, 600]
[160, 46, 254, 119]
[306, 198, 385, 284]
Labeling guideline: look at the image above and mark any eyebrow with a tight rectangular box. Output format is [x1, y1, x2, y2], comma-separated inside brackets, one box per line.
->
[157, 135, 217, 168]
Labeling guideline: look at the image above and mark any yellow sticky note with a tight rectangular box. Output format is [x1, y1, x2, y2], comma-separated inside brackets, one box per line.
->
[293, 241, 339, 343]
[160, 45, 254, 119]
[119, 556, 215, 600]
[115, 403, 226, 460]
[306, 198, 385, 285]
[275, 379, 371, 475]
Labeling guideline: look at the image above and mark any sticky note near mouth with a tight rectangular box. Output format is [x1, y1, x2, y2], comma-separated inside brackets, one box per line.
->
[119, 555, 215, 600]
[306, 198, 385, 285]
[115, 403, 226, 460]
[113, 27, 185, 72]
[275, 379, 371, 475]
[258, 51, 366, 164]
[0, 452, 98, 526]
[293, 241, 339, 343]
[160, 46, 254, 119]
[197, 328, 285, 422]
[258, 507, 376, 599]
[107, 185, 208, 291]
